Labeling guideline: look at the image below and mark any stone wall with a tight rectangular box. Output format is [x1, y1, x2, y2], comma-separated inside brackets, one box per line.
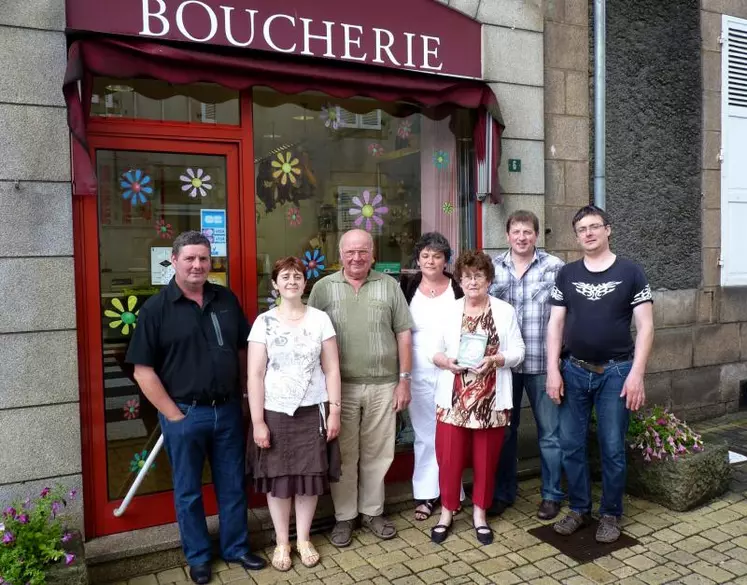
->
[0, 1, 83, 529]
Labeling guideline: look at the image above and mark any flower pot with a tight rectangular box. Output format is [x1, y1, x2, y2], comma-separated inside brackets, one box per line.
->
[589, 438, 731, 512]
[47, 532, 87, 585]
[625, 442, 731, 511]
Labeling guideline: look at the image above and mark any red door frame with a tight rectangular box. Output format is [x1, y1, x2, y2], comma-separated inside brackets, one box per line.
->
[74, 97, 260, 537]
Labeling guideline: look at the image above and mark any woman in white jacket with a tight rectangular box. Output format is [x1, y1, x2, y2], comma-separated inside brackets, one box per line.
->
[429, 250, 525, 546]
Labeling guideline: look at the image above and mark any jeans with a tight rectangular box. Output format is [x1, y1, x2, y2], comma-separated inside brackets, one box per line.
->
[493, 373, 564, 504]
[559, 358, 632, 517]
[159, 401, 249, 565]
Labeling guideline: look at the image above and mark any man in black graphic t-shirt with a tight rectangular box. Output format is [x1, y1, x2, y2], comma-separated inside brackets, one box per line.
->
[546, 205, 654, 544]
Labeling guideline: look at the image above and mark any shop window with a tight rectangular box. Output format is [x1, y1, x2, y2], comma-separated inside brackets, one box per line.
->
[252, 88, 474, 448]
[96, 150, 229, 499]
[91, 78, 240, 125]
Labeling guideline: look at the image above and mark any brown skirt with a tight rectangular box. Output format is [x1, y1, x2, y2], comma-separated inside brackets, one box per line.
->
[246, 403, 341, 498]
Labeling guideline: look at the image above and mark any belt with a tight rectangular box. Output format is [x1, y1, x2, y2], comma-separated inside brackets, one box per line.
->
[568, 354, 633, 375]
[181, 396, 235, 407]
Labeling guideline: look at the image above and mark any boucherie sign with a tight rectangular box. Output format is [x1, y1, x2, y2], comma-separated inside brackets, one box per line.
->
[65, 0, 483, 79]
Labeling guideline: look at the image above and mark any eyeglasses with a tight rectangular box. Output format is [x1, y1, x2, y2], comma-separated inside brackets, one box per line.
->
[460, 273, 488, 283]
[342, 249, 371, 258]
[575, 223, 608, 235]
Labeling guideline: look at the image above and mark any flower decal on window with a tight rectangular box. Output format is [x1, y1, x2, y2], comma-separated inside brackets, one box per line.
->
[349, 191, 389, 232]
[320, 105, 339, 130]
[287, 206, 302, 227]
[123, 399, 140, 420]
[433, 150, 450, 170]
[303, 249, 326, 279]
[368, 143, 385, 157]
[121, 170, 153, 205]
[265, 289, 281, 310]
[154, 218, 173, 239]
[105, 296, 139, 335]
[129, 450, 154, 474]
[271, 152, 301, 186]
[442, 201, 455, 215]
[180, 168, 213, 198]
[397, 119, 412, 139]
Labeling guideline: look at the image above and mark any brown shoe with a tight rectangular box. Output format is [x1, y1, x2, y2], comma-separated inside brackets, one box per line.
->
[330, 519, 355, 547]
[537, 500, 561, 520]
[553, 511, 591, 535]
[360, 514, 397, 540]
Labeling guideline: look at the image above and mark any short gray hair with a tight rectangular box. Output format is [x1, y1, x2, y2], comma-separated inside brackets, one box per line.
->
[412, 232, 452, 264]
[172, 230, 211, 257]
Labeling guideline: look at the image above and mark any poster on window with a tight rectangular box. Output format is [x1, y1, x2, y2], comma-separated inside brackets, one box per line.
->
[150, 247, 175, 286]
[200, 208, 227, 257]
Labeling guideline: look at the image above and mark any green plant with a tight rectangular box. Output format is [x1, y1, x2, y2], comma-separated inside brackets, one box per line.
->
[0, 486, 77, 585]
[628, 405, 704, 462]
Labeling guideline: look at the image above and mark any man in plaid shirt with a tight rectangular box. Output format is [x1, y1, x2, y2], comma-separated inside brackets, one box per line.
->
[487, 210, 565, 520]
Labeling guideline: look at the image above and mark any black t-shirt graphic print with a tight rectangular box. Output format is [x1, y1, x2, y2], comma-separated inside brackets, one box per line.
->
[549, 257, 652, 363]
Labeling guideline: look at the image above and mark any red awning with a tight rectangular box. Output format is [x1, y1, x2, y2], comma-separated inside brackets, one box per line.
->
[63, 37, 502, 202]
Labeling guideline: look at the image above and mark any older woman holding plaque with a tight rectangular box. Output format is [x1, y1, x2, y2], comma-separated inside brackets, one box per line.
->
[429, 250, 525, 545]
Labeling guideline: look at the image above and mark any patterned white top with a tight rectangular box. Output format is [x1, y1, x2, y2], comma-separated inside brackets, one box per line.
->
[248, 306, 336, 415]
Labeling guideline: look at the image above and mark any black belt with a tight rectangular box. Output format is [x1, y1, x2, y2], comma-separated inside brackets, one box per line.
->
[181, 396, 235, 407]
[568, 354, 633, 375]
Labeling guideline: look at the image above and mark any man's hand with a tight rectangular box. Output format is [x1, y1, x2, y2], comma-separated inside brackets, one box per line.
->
[166, 412, 186, 423]
[253, 421, 271, 449]
[326, 411, 341, 441]
[393, 381, 411, 412]
[621, 371, 646, 411]
[546, 368, 564, 405]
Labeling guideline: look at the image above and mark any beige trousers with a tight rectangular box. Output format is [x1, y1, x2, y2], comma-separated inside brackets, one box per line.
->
[331, 381, 397, 521]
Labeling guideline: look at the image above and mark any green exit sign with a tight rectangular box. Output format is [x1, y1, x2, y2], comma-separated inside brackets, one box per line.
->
[508, 159, 522, 173]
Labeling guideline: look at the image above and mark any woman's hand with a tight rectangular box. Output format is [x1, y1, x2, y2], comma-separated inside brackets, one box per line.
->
[253, 421, 271, 449]
[326, 411, 341, 442]
[469, 353, 505, 376]
[442, 357, 466, 374]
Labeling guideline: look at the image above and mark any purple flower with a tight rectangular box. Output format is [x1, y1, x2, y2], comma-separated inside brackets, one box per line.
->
[64, 552, 76, 566]
[61, 531, 73, 543]
[3, 507, 16, 518]
[68, 489, 78, 500]
[22, 498, 31, 509]
[40, 487, 51, 498]
[51, 501, 62, 518]
[2, 531, 15, 545]
[17, 514, 28, 525]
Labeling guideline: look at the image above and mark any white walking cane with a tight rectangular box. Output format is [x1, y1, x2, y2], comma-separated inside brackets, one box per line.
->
[113, 434, 164, 517]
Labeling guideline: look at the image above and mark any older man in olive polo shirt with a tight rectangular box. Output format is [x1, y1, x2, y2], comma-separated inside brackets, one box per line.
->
[308, 228, 414, 547]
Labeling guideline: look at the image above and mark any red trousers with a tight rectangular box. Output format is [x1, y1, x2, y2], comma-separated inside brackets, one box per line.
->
[435, 421, 505, 511]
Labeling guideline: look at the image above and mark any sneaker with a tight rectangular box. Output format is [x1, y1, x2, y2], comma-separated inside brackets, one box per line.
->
[596, 514, 621, 543]
[537, 499, 561, 520]
[553, 510, 591, 535]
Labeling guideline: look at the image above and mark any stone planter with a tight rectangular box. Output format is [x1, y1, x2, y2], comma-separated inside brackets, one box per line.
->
[590, 439, 731, 512]
[47, 533, 88, 585]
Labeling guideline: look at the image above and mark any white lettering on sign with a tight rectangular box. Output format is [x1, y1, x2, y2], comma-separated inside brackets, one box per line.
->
[140, 0, 169, 37]
[300, 18, 336, 58]
[137, 1, 444, 72]
[221, 6, 258, 47]
[263, 14, 296, 53]
[176, 1, 218, 43]
[341, 23, 367, 61]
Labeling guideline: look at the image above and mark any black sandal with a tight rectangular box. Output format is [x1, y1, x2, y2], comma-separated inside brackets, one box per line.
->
[430, 521, 453, 544]
[414, 498, 438, 521]
[475, 524, 494, 545]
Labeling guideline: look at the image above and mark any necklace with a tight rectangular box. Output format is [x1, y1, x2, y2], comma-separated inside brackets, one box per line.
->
[278, 308, 306, 321]
[420, 278, 448, 299]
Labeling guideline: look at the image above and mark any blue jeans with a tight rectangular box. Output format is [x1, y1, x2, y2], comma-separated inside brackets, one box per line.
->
[159, 401, 249, 565]
[493, 373, 563, 504]
[559, 358, 632, 517]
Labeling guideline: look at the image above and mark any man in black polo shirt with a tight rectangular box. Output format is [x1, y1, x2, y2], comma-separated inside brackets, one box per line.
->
[546, 205, 654, 544]
[126, 231, 265, 584]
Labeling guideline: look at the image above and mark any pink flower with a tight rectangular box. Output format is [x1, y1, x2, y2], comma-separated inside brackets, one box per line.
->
[68, 489, 78, 500]
[17, 514, 28, 524]
[3, 507, 16, 518]
[40, 487, 51, 497]
[123, 399, 140, 420]
[348, 191, 388, 232]
[62, 531, 73, 543]
[656, 418, 667, 425]
[64, 552, 76, 566]
[2, 531, 14, 545]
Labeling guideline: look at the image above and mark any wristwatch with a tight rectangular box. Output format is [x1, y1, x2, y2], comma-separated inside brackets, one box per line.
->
[399, 372, 412, 381]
